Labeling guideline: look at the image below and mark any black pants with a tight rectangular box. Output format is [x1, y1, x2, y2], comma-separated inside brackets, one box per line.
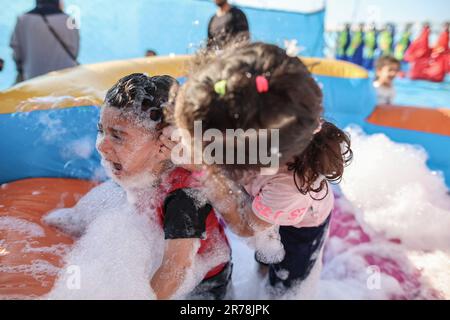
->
[189, 262, 233, 300]
[264, 215, 331, 289]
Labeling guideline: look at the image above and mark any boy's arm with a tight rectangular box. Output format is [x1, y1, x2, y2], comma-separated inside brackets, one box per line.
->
[150, 238, 199, 300]
[152, 188, 211, 299]
[158, 134, 271, 237]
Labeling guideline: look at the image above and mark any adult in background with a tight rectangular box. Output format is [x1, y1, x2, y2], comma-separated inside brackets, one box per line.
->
[146, 49, 157, 57]
[207, 0, 249, 49]
[10, 0, 80, 82]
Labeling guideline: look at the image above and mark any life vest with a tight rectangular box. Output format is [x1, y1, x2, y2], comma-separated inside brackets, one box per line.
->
[156, 167, 230, 279]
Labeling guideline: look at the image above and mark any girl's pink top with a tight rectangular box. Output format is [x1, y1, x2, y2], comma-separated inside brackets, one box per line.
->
[243, 173, 333, 228]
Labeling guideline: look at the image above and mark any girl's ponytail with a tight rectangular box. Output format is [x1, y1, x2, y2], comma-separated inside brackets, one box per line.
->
[287, 121, 352, 199]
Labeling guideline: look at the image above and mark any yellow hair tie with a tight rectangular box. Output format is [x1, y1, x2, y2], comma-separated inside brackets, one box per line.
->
[214, 80, 227, 97]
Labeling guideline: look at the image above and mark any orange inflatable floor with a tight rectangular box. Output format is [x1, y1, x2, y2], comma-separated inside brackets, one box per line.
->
[0, 178, 97, 298]
[367, 104, 450, 137]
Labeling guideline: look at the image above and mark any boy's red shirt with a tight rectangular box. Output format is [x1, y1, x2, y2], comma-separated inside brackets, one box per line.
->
[156, 167, 230, 279]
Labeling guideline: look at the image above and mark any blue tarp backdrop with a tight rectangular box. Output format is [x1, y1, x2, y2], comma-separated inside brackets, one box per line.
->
[0, 0, 325, 90]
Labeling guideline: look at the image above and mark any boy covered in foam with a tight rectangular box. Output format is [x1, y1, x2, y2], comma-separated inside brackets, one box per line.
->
[44, 74, 231, 300]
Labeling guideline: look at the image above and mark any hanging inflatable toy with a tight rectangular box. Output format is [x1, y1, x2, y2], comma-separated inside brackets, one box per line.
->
[363, 25, 377, 70]
[378, 25, 394, 56]
[394, 24, 413, 61]
[406, 24, 449, 82]
[346, 24, 365, 66]
[336, 24, 351, 61]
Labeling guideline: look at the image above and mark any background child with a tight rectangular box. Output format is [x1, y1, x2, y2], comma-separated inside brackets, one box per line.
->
[373, 56, 401, 105]
[168, 42, 352, 294]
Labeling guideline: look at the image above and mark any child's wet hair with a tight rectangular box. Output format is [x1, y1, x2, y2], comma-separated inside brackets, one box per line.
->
[175, 42, 352, 197]
[104, 73, 178, 130]
[375, 56, 401, 71]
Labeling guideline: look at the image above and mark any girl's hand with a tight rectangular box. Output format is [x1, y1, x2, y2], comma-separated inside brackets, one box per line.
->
[158, 134, 177, 158]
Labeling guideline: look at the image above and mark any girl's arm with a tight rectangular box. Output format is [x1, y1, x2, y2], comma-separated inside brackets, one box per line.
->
[158, 133, 272, 237]
[200, 168, 272, 238]
[150, 238, 199, 300]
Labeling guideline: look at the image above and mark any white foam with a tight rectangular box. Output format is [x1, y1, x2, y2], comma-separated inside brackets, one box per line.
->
[320, 242, 407, 299]
[407, 251, 450, 299]
[317, 126, 450, 299]
[340, 126, 450, 251]
[249, 225, 285, 265]
[45, 179, 231, 300]
[47, 203, 163, 300]
[22, 242, 71, 257]
[63, 136, 96, 160]
[6, 125, 450, 300]
[44, 180, 126, 237]
[38, 113, 67, 143]
[228, 231, 268, 300]
[0, 259, 60, 287]
[0, 217, 45, 238]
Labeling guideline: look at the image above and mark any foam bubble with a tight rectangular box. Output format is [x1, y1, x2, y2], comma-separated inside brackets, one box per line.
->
[38, 113, 67, 143]
[0, 217, 45, 237]
[46, 180, 230, 300]
[0, 259, 60, 288]
[63, 136, 96, 160]
[48, 203, 163, 300]
[44, 180, 126, 237]
[249, 226, 285, 265]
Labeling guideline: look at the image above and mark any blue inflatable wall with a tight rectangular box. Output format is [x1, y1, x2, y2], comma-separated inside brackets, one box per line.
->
[0, 73, 375, 185]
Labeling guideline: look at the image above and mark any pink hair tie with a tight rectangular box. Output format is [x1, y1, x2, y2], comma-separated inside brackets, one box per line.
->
[255, 75, 269, 93]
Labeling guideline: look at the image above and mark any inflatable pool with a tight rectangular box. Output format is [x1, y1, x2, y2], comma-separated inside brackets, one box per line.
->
[1, 55, 449, 299]
[1, 55, 449, 185]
